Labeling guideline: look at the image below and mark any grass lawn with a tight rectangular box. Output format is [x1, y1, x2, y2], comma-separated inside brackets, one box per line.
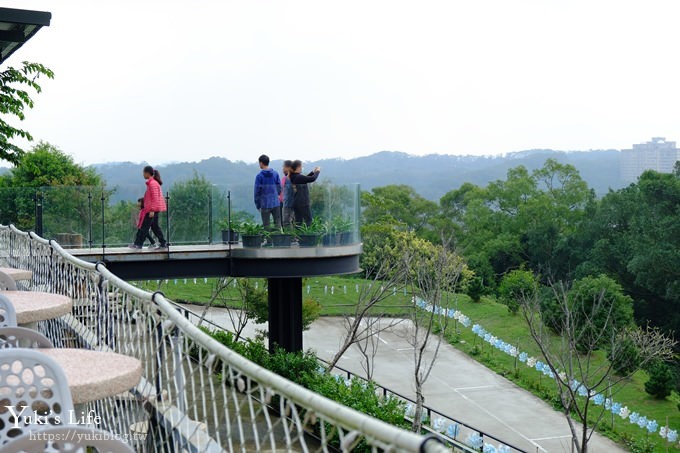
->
[133, 276, 679, 452]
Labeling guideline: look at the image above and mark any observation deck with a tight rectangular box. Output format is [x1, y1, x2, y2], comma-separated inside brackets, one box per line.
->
[3, 183, 363, 353]
[70, 243, 362, 280]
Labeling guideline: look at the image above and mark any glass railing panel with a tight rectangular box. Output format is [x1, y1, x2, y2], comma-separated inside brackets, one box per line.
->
[0, 182, 362, 249]
[101, 186, 135, 248]
[42, 186, 98, 248]
[166, 181, 211, 245]
[0, 187, 38, 233]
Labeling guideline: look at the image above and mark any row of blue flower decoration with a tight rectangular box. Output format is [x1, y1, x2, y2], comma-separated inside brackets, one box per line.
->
[413, 297, 678, 451]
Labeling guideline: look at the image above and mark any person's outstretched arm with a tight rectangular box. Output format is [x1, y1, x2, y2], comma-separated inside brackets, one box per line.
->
[292, 169, 320, 184]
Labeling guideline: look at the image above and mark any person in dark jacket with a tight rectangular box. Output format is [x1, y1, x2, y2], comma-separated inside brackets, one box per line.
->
[289, 160, 320, 226]
[280, 160, 295, 228]
[254, 154, 282, 230]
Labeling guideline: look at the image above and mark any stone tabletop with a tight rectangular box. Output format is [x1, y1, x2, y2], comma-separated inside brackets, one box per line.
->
[0, 268, 32, 281]
[1, 291, 72, 324]
[38, 348, 143, 404]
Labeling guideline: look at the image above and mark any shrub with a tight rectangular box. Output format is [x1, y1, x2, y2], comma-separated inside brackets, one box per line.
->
[268, 347, 319, 384]
[644, 360, 674, 399]
[498, 269, 537, 314]
[466, 276, 485, 303]
[302, 298, 321, 330]
[200, 327, 406, 452]
[242, 281, 320, 331]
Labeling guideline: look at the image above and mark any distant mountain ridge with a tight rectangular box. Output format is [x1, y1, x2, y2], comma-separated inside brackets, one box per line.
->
[93, 149, 624, 202]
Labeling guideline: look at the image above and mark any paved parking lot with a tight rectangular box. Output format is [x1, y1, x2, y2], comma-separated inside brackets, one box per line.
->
[186, 305, 625, 452]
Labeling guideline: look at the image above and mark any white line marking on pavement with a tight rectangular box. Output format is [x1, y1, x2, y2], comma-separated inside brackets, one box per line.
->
[395, 347, 414, 351]
[453, 389, 549, 453]
[453, 385, 496, 391]
[377, 335, 388, 345]
[530, 435, 572, 441]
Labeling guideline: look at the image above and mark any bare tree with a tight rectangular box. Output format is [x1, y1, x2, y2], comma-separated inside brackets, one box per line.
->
[196, 277, 264, 342]
[356, 316, 383, 380]
[405, 242, 464, 433]
[326, 259, 408, 372]
[197, 277, 232, 326]
[519, 282, 676, 453]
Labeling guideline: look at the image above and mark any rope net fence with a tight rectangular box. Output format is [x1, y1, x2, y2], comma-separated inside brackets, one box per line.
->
[0, 225, 450, 453]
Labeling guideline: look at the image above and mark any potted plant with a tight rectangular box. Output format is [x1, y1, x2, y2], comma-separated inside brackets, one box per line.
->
[269, 227, 295, 247]
[296, 218, 324, 247]
[218, 219, 239, 244]
[321, 220, 337, 246]
[238, 222, 265, 248]
[335, 217, 355, 245]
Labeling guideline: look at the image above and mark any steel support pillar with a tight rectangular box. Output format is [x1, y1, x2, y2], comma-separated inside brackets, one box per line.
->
[267, 277, 302, 353]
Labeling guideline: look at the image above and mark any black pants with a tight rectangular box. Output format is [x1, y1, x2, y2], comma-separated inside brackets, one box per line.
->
[260, 206, 282, 230]
[135, 212, 166, 247]
[293, 205, 313, 226]
[144, 232, 156, 245]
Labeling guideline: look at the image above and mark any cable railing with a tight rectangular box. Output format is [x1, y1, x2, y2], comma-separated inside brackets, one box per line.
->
[0, 224, 445, 452]
[171, 302, 527, 453]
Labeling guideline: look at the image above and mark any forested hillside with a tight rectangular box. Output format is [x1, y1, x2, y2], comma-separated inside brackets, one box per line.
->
[94, 149, 623, 202]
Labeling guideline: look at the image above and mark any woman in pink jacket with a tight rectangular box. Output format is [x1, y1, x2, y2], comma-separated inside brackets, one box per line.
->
[129, 166, 168, 249]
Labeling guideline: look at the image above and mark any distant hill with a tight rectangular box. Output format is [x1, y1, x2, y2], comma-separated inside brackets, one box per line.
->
[93, 149, 625, 203]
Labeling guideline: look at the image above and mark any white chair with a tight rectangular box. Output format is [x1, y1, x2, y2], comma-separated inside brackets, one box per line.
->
[0, 271, 17, 291]
[0, 294, 17, 327]
[0, 326, 53, 349]
[0, 349, 74, 446]
[2, 425, 135, 452]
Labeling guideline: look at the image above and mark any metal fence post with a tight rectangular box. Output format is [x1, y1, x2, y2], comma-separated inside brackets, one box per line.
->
[165, 192, 171, 247]
[34, 190, 43, 237]
[227, 190, 232, 252]
[100, 189, 106, 251]
[88, 190, 93, 248]
[208, 188, 213, 244]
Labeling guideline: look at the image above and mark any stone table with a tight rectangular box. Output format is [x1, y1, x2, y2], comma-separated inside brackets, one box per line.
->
[1, 291, 71, 326]
[38, 348, 143, 404]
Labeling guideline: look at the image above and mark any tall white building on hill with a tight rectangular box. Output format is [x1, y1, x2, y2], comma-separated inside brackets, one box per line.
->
[620, 137, 680, 182]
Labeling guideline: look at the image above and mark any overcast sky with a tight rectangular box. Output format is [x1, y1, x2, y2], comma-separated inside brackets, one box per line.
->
[6, 0, 680, 165]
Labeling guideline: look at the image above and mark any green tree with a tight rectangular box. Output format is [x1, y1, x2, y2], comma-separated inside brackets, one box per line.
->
[498, 269, 538, 314]
[168, 172, 228, 243]
[362, 185, 438, 237]
[567, 275, 634, 352]
[520, 281, 675, 453]
[440, 160, 593, 287]
[0, 141, 104, 232]
[578, 170, 680, 334]
[0, 62, 54, 164]
[645, 360, 674, 399]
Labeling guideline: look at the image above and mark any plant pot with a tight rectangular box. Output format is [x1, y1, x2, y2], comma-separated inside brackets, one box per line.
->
[241, 234, 263, 248]
[270, 233, 292, 247]
[322, 233, 340, 246]
[339, 231, 354, 245]
[298, 234, 319, 247]
[221, 229, 239, 244]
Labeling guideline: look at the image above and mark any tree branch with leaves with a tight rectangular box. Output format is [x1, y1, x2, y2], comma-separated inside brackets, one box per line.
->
[0, 61, 53, 164]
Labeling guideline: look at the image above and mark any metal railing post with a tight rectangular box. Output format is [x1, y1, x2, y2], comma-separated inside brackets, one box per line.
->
[34, 190, 43, 237]
[100, 189, 106, 252]
[87, 190, 93, 248]
[165, 192, 171, 247]
[208, 188, 213, 244]
[227, 190, 232, 252]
